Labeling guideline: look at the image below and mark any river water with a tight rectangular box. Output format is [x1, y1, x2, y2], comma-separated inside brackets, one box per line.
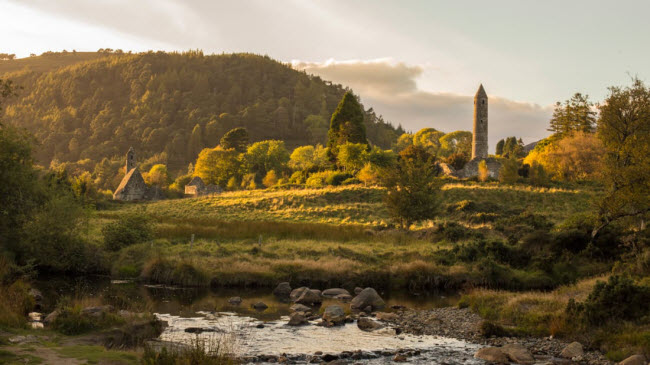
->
[34, 276, 484, 364]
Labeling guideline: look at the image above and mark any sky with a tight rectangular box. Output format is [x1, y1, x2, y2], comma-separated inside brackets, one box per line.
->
[2, 0, 649, 148]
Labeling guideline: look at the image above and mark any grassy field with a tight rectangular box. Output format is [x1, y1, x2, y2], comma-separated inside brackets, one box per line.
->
[0, 52, 112, 75]
[107, 182, 597, 227]
[94, 182, 603, 291]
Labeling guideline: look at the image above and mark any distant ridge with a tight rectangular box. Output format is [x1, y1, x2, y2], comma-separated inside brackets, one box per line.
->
[1, 51, 402, 171]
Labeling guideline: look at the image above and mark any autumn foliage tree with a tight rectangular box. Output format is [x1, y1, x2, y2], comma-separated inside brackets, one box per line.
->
[592, 78, 650, 240]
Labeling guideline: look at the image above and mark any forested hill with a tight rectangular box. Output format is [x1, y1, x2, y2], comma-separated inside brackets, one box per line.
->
[1, 51, 403, 171]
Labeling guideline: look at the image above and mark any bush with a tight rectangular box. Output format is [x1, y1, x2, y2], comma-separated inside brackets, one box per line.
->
[52, 304, 124, 335]
[102, 214, 153, 251]
[479, 320, 511, 337]
[305, 171, 351, 187]
[342, 177, 361, 185]
[499, 158, 520, 184]
[0, 280, 34, 327]
[325, 171, 352, 186]
[568, 276, 650, 326]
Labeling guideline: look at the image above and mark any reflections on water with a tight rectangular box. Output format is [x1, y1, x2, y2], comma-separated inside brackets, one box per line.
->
[156, 311, 482, 363]
[34, 276, 481, 363]
[34, 275, 459, 321]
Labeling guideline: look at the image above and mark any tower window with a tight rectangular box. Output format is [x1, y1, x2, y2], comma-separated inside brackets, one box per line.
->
[482, 100, 485, 105]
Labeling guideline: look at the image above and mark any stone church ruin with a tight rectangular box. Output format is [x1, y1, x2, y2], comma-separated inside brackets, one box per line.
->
[113, 147, 164, 201]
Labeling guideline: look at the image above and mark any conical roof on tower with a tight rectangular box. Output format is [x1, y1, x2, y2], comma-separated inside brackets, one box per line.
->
[475, 84, 487, 98]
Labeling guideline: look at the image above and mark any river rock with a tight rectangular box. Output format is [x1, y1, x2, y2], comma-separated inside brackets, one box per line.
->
[335, 294, 352, 302]
[290, 287, 309, 301]
[619, 355, 646, 365]
[252, 302, 268, 310]
[322, 305, 346, 325]
[393, 354, 407, 362]
[351, 288, 385, 311]
[228, 296, 242, 305]
[288, 312, 308, 326]
[354, 287, 363, 295]
[375, 312, 399, 322]
[43, 310, 59, 326]
[322, 288, 350, 298]
[290, 304, 311, 313]
[321, 354, 339, 362]
[501, 343, 535, 364]
[273, 282, 292, 298]
[357, 317, 383, 331]
[295, 289, 322, 305]
[474, 347, 509, 364]
[560, 342, 584, 359]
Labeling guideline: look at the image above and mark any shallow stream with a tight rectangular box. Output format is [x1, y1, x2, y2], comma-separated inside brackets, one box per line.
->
[35, 276, 484, 364]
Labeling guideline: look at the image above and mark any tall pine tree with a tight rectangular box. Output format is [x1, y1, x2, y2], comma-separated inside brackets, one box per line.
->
[327, 92, 368, 161]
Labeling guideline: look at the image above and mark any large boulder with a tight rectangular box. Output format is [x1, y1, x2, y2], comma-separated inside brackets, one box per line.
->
[288, 312, 308, 326]
[501, 344, 534, 364]
[43, 310, 60, 326]
[322, 305, 346, 325]
[322, 288, 350, 298]
[474, 347, 509, 364]
[560, 342, 584, 359]
[350, 288, 385, 311]
[273, 282, 292, 298]
[357, 317, 383, 331]
[290, 304, 311, 313]
[618, 355, 646, 365]
[290, 287, 309, 301]
[295, 289, 322, 306]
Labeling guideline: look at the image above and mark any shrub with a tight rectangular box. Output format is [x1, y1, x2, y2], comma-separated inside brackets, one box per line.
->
[325, 171, 352, 186]
[305, 171, 329, 187]
[342, 177, 361, 185]
[478, 160, 489, 182]
[0, 280, 34, 327]
[479, 320, 511, 337]
[262, 170, 278, 187]
[289, 170, 308, 184]
[568, 276, 650, 326]
[102, 214, 153, 251]
[499, 157, 520, 184]
[52, 304, 124, 335]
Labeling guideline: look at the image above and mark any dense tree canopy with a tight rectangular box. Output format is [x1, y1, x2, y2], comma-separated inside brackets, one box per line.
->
[1, 52, 401, 174]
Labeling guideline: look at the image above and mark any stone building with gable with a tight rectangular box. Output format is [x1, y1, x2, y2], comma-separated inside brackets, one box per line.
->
[113, 147, 164, 201]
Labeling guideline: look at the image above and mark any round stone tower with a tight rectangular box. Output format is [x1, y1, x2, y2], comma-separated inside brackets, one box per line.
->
[472, 84, 488, 159]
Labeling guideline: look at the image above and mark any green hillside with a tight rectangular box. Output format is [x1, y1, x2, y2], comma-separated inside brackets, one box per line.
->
[1, 51, 402, 171]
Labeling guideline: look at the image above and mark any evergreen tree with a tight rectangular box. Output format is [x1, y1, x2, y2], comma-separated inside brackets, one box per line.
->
[548, 93, 596, 135]
[220, 127, 250, 153]
[495, 139, 505, 156]
[188, 124, 203, 160]
[327, 92, 367, 161]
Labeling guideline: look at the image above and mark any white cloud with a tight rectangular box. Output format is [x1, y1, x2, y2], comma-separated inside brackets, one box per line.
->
[294, 59, 553, 150]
